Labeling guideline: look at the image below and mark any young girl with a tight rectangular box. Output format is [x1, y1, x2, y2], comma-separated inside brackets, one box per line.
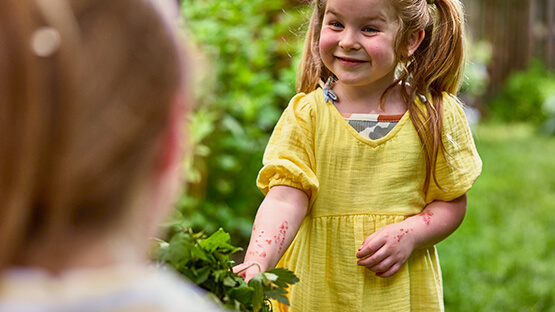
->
[233, 0, 482, 310]
[0, 0, 221, 310]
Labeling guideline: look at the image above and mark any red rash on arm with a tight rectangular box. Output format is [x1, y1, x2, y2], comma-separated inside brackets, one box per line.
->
[395, 228, 413, 242]
[421, 210, 434, 226]
[276, 221, 289, 253]
[237, 186, 309, 282]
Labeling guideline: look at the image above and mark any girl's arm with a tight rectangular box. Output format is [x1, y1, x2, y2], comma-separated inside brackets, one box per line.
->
[356, 194, 467, 278]
[233, 185, 308, 282]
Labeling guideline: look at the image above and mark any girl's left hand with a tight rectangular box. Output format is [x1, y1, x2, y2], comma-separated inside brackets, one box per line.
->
[355, 222, 416, 278]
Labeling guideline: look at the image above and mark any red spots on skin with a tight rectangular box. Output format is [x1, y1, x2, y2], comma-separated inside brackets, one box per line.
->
[276, 221, 288, 254]
[260, 251, 267, 257]
[257, 244, 263, 248]
[421, 210, 433, 226]
[253, 224, 256, 231]
[396, 228, 413, 242]
[265, 239, 272, 245]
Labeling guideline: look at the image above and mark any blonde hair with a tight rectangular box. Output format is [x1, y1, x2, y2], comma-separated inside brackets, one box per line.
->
[297, 0, 466, 193]
[0, 0, 184, 270]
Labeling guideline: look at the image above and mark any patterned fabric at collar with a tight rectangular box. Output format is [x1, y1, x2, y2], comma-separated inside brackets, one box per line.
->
[322, 77, 338, 104]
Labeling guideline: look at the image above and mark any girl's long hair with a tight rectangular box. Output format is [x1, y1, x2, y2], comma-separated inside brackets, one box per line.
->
[0, 0, 183, 270]
[297, 0, 466, 194]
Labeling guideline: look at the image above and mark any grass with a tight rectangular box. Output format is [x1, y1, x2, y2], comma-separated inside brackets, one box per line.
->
[438, 122, 555, 311]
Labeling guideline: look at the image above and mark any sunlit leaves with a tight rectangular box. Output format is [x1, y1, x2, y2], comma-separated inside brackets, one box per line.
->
[153, 228, 298, 311]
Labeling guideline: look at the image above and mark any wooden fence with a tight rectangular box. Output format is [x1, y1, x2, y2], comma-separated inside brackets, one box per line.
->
[464, 0, 555, 94]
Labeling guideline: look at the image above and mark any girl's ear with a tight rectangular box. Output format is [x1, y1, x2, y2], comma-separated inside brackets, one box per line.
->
[407, 29, 425, 57]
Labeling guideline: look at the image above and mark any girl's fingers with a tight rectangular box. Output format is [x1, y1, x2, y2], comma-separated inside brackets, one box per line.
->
[232, 263, 248, 273]
[375, 263, 401, 278]
[358, 231, 378, 251]
[356, 246, 387, 267]
[368, 256, 395, 273]
[356, 236, 384, 259]
[232, 261, 263, 282]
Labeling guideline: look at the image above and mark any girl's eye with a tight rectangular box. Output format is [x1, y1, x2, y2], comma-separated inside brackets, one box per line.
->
[363, 27, 378, 33]
[331, 22, 344, 28]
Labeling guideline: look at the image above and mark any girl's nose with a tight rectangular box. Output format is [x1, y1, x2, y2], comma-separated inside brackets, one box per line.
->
[338, 29, 361, 51]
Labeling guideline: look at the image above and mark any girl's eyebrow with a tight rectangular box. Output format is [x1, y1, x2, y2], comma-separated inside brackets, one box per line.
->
[324, 9, 387, 23]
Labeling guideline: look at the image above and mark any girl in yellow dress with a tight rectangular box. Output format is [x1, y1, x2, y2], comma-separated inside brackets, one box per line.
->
[234, 0, 482, 310]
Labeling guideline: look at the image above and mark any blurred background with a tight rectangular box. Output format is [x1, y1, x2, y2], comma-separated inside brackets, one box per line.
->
[172, 0, 555, 310]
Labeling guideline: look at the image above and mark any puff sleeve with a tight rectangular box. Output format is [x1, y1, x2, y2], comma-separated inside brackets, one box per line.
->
[425, 93, 482, 203]
[256, 93, 319, 202]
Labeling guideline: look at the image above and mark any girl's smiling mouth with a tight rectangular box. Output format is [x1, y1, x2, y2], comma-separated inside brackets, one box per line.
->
[336, 56, 368, 66]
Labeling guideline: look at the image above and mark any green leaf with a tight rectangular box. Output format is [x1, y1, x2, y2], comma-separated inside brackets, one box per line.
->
[190, 266, 211, 285]
[265, 287, 290, 306]
[223, 276, 237, 287]
[227, 282, 253, 306]
[167, 234, 194, 268]
[190, 244, 209, 262]
[199, 228, 233, 253]
[150, 240, 170, 262]
[249, 275, 265, 311]
[212, 269, 228, 283]
[266, 268, 299, 288]
[263, 273, 278, 282]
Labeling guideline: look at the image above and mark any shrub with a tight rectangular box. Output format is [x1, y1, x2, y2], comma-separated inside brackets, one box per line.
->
[540, 93, 555, 136]
[152, 228, 299, 311]
[488, 60, 555, 124]
[176, 0, 309, 246]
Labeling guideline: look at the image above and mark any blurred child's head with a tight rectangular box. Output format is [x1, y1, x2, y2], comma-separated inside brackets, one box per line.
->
[0, 0, 189, 271]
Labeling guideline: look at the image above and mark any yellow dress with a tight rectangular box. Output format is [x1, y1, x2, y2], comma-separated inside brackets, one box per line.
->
[257, 88, 482, 311]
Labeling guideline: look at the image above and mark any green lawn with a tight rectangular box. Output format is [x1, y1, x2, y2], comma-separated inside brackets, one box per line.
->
[438, 122, 555, 311]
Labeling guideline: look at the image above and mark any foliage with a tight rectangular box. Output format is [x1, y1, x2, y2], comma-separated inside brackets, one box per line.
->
[176, 0, 309, 245]
[438, 122, 555, 311]
[153, 228, 299, 311]
[488, 60, 555, 124]
[540, 93, 555, 136]
[460, 40, 491, 99]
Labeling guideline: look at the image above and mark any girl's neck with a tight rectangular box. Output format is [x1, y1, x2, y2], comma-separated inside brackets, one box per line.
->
[332, 81, 407, 115]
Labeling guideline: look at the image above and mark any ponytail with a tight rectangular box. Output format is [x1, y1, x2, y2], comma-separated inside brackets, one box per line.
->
[413, 0, 465, 96]
[388, 0, 466, 194]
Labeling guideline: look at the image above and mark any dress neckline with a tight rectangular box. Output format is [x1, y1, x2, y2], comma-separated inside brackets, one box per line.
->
[317, 88, 411, 147]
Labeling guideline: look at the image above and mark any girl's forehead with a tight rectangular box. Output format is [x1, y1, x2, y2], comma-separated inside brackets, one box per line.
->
[323, 0, 396, 22]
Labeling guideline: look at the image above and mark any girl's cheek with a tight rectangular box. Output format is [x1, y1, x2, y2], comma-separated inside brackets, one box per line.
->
[319, 31, 336, 62]
[366, 41, 396, 63]
[320, 28, 336, 45]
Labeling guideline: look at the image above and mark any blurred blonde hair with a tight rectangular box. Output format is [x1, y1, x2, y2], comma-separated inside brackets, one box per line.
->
[297, 0, 466, 193]
[0, 0, 184, 270]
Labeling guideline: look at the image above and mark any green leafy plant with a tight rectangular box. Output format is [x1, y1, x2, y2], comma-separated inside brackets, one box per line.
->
[175, 0, 310, 247]
[488, 60, 555, 124]
[152, 228, 298, 311]
[540, 93, 555, 136]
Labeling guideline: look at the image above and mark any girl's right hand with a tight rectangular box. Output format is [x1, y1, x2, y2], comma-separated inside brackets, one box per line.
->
[232, 261, 263, 282]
